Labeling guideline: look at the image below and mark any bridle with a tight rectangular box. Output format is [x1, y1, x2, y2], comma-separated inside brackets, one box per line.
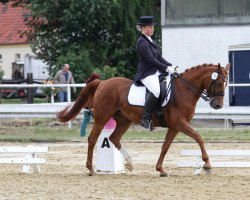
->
[206, 71, 227, 99]
[173, 70, 227, 102]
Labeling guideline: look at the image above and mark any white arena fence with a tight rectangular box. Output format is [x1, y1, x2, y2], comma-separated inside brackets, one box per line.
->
[0, 83, 250, 128]
[0, 83, 86, 128]
[177, 149, 250, 175]
[0, 83, 86, 104]
[0, 145, 48, 173]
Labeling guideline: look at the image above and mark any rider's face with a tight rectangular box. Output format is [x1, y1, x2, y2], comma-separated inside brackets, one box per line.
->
[142, 25, 154, 37]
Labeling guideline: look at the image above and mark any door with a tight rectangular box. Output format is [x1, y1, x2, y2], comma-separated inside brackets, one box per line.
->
[229, 50, 250, 106]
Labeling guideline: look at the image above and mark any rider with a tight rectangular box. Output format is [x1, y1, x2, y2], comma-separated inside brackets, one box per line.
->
[134, 16, 177, 131]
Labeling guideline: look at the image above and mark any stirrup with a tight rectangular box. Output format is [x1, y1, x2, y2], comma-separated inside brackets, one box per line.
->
[141, 120, 155, 131]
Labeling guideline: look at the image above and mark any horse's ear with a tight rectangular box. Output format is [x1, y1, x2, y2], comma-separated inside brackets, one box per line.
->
[86, 73, 101, 84]
[225, 63, 231, 73]
[217, 63, 221, 69]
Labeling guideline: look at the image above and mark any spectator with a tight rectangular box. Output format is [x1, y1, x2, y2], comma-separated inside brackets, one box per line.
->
[80, 72, 100, 137]
[54, 64, 75, 102]
[80, 109, 93, 137]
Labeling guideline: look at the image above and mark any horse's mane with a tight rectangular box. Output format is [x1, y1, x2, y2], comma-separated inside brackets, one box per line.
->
[180, 63, 216, 75]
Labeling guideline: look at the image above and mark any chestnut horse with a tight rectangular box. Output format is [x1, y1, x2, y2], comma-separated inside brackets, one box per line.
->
[57, 63, 230, 177]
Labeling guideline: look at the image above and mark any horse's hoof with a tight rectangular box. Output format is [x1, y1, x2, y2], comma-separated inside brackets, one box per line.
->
[125, 162, 133, 172]
[203, 168, 212, 174]
[203, 165, 212, 174]
[160, 171, 168, 177]
[203, 164, 211, 170]
[88, 169, 95, 176]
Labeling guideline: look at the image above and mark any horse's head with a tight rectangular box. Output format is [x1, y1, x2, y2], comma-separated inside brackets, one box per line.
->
[203, 63, 230, 109]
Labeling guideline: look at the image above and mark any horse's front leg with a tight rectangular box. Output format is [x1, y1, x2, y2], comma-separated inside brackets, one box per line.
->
[156, 128, 178, 177]
[179, 121, 211, 172]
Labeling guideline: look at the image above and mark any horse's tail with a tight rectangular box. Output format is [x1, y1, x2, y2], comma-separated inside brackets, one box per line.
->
[56, 79, 102, 123]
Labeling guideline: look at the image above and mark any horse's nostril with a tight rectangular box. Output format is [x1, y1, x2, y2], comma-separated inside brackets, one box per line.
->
[215, 105, 222, 109]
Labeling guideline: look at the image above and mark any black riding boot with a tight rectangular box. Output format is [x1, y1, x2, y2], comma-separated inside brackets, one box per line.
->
[141, 92, 158, 131]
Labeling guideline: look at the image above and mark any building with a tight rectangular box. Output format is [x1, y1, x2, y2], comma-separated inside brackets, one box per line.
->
[161, 0, 250, 106]
[0, 3, 48, 80]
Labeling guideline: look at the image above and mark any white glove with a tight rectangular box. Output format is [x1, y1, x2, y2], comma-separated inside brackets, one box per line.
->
[166, 65, 177, 74]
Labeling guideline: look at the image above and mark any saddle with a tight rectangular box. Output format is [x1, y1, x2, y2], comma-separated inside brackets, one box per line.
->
[128, 74, 174, 127]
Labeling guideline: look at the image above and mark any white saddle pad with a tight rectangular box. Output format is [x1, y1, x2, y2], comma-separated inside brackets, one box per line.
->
[128, 75, 171, 107]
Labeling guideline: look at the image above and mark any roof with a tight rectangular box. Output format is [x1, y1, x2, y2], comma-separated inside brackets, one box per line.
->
[0, 3, 29, 45]
[229, 43, 250, 51]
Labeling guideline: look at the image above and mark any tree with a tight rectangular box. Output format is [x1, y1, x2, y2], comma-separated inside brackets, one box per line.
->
[27, 0, 119, 82]
[1, 0, 161, 81]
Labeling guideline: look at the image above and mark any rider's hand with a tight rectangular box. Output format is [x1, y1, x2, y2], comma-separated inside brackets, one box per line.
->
[166, 65, 177, 74]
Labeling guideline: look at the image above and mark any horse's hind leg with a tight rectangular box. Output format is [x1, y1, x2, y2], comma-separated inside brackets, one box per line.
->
[156, 128, 178, 177]
[179, 121, 211, 172]
[86, 121, 107, 176]
[109, 114, 133, 171]
[109, 114, 131, 149]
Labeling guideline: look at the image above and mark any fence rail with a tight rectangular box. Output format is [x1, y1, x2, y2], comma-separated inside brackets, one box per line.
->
[0, 82, 249, 103]
[0, 83, 250, 129]
[227, 83, 250, 87]
[0, 83, 86, 104]
[0, 83, 86, 128]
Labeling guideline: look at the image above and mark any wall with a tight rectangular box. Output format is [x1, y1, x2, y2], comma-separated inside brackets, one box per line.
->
[161, 25, 250, 107]
[24, 55, 49, 80]
[0, 44, 34, 79]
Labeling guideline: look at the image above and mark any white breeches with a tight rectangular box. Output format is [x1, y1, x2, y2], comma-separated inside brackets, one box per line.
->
[141, 71, 160, 98]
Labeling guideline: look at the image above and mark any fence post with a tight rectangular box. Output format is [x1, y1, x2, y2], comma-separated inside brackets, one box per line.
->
[67, 85, 72, 128]
[26, 73, 33, 104]
[67, 85, 71, 103]
[51, 91, 54, 105]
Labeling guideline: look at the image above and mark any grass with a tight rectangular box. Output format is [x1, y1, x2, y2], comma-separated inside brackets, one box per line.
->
[0, 98, 49, 104]
[0, 120, 249, 143]
[124, 128, 250, 142]
[0, 123, 80, 143]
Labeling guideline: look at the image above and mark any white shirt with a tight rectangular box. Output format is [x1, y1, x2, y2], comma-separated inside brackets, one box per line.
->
[143, 34, 152, 43]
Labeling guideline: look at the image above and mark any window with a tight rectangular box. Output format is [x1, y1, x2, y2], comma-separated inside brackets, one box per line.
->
[164, 0, 250, 26]
[15, 53, 21, 62]
[12, 63, 24, 80]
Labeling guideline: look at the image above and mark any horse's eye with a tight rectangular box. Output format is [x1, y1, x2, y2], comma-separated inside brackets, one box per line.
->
[216, 83, 222, 87]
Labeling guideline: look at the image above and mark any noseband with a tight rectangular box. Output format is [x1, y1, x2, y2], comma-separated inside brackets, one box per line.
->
[174, 70, 227, 102]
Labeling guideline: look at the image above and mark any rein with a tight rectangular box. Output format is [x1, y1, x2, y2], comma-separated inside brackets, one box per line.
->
[172, 71, 226, 102]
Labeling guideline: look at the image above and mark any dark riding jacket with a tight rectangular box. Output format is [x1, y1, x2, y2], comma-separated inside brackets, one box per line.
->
[134, 34, 172, 84]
